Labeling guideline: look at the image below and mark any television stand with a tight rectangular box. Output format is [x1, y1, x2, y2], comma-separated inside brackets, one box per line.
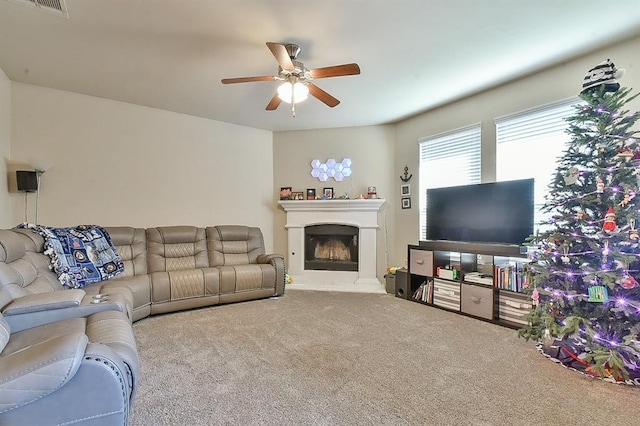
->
[407, 241, 532, 329]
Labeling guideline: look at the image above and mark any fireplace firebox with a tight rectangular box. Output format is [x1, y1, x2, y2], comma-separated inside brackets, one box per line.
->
[304, 224, 358, 271]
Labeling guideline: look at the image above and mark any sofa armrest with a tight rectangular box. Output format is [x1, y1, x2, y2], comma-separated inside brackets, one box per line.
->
[2, 290, 86, 316]
[3, 292, 131, 333]
[0, 332, 88, 413]
[257, 253, 284, 264]
[257, 254, 286, 296]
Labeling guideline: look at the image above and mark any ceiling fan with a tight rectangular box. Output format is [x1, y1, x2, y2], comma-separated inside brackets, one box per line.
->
[221, 42, 361, 116]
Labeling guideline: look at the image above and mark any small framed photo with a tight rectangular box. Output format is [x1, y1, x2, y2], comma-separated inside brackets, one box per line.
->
[323, 187, 334, 199]
[306, 188, 316, 200]
[401, 197, 411, 209]
[292, 191, 304, 200]
[280, 187, 292, 200]
[400, 184, 410, 196]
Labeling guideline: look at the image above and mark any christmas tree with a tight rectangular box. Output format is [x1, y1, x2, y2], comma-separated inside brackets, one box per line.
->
[520, 59, 640, 384]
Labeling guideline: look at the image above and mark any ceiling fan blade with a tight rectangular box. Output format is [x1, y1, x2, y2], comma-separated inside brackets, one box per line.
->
[266, 42, 295, 71]
[221, 76, 275, 84]
[308, 83, 340, 107]
[309, 63, 361, 79]
[266, 93, 282, 111]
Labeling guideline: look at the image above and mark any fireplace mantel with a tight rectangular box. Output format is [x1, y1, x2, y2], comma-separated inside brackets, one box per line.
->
[278, 199, 385, 293]
[278, 199, 386, 214]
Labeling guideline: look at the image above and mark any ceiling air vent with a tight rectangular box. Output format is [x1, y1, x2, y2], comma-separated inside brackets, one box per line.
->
[7, 0, 69, 18]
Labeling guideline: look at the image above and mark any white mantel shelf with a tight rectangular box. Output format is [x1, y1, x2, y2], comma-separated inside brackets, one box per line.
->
[278, 199, 386, 212]
[278, 198, 386, 294]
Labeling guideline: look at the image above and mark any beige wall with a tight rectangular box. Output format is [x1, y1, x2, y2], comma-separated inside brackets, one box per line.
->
[393, 35, 640, 266]
[0, 67, 10, 229]
[273, 125, 396, 278]
[9, 83, 276, 251]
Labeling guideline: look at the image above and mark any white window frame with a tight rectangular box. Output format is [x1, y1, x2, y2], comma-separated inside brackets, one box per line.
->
[418, 124, 482, 240]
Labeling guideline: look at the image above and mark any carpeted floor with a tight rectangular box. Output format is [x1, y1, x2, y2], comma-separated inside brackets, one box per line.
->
[130, 290, 640, 425]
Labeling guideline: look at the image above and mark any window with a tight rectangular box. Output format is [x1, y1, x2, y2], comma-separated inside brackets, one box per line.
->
[418, 124, 482, 240]
[495, 98, 581, 232]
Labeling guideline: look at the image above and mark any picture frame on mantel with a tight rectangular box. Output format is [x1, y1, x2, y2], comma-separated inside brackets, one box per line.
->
[323, 187, 334, 199]
[280, 187, 292, 200]
[306, 188, 316, 200]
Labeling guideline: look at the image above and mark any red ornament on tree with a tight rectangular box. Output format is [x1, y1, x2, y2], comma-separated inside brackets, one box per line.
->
[603, 207, 617, 233]
[620, 273, 639, 289]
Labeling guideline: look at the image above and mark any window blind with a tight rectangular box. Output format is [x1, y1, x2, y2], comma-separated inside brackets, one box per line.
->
[418, 124, 481, 240]
[495, 97, 582, 232]
[495, 98, 580, 144]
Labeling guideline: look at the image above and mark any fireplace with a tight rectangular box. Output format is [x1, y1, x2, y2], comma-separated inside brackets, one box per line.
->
[278, 199, 386, 293]
[305, 224, 358, 271]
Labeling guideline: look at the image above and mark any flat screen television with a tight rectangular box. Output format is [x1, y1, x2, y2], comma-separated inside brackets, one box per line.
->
[425, 178, 534, 246]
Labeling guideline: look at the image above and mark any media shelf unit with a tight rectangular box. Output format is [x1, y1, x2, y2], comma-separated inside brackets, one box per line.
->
[407, 240, 532, 329]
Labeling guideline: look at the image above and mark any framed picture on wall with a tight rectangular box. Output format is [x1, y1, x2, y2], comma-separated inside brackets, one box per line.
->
[401, 184, 410, 196]
[401, 197, 411, 209]
[306, 188, 316, 200]
[323, 187, 334, 199]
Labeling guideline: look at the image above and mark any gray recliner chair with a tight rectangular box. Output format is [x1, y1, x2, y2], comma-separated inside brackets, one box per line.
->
[0, 307, 139, 425]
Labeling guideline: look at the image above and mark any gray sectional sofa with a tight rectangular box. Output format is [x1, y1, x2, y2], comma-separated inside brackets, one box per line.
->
[0, 225, 285, 425]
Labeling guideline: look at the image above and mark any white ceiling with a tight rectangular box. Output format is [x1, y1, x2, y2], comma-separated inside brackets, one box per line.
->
[1, 0, 640, 132]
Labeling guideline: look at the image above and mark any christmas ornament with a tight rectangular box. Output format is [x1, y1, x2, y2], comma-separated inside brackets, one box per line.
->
[588, 285, 609, 303]
[563, 166, 579, 185]
[602, 207, 617, 233]
[616, 148, 634, 160]
[531, 287, 539, 307]
[602, 241, 610, 263]
[630, 219, 639, 240]
[581, 59, 625, 95]
[561, 246, 570, 264]
[618, 193, 635, 206]
[620, 273, 638, 289]
[596, 177, 605, 193]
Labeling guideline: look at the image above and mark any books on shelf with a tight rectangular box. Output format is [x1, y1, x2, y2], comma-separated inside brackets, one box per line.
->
[494, 261, 528, 292]
[412, 279, 434, 303]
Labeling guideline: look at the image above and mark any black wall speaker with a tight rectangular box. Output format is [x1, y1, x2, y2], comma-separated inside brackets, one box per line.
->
[395, 269, 409, 300]
[16, 170, 38, 192]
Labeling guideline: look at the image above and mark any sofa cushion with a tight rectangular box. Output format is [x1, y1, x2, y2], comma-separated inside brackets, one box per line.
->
[0, 230, 26, 264]
[147, 226, 208, 272]
[206, 226, 266, 266]
[0, 230, 61, 298]
[106, 227, 147, 277]
[218, 264, 275, 293]
[150, 268, 220, 303]
[0, 331, 88, 414]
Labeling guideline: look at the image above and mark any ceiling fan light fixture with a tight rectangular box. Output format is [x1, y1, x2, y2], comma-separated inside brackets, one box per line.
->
[277, 81, 309, 103]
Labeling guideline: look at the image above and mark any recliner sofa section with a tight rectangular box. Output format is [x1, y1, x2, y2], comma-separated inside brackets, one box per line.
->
[207, 225, 285, 304]
[0, 224, 285, 325]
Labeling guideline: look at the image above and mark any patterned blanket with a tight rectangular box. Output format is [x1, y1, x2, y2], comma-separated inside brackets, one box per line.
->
[17, 224, 124, 289]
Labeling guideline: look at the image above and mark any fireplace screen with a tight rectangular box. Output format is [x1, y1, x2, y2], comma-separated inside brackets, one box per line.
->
[304, 224, 358, 271]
